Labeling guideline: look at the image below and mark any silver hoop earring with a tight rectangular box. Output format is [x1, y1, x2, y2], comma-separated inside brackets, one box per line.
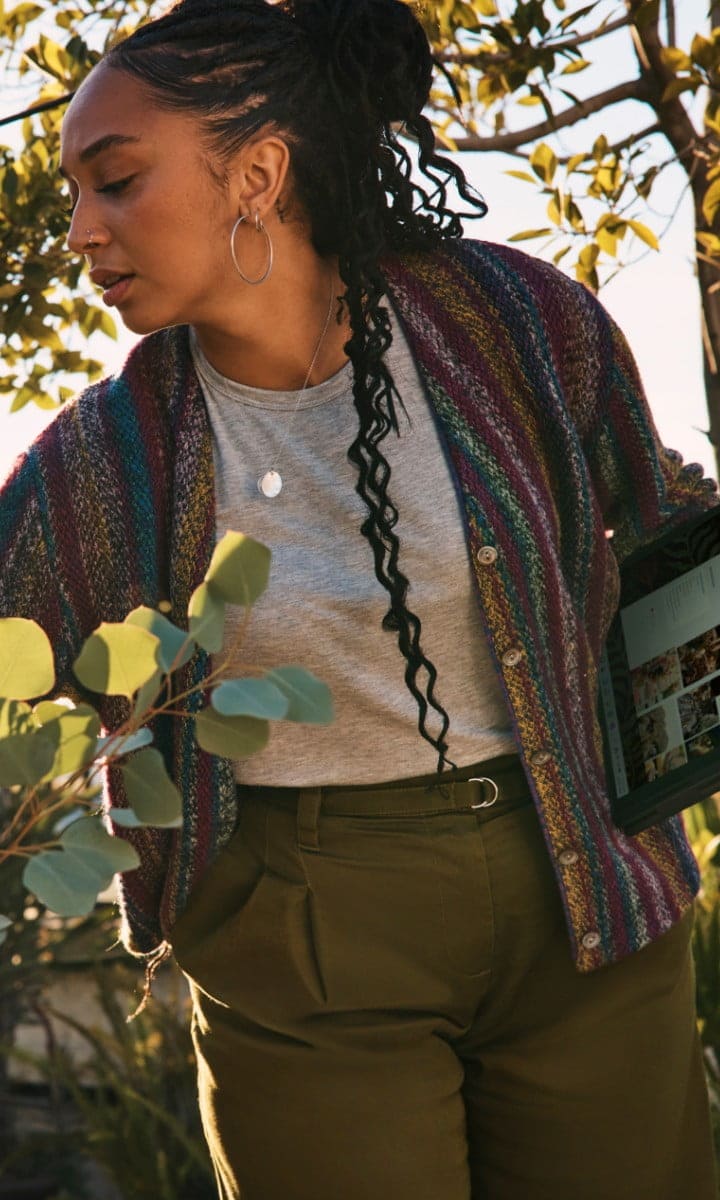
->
[230, 213, 274, 286]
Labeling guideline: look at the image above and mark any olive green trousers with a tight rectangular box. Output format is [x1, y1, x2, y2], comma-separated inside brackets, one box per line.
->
[170, 755, 716, 1200]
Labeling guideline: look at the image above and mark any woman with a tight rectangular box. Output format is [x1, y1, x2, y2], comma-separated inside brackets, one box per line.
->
[1, 1, 717, 1196]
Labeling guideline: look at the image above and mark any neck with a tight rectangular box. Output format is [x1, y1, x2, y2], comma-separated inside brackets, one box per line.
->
[192, 244, 349, 390]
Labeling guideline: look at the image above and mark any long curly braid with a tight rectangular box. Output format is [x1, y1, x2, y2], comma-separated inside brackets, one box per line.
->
[107, 0, 487, 770]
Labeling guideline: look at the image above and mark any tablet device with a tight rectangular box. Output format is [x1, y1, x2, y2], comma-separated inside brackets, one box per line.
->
[599, 506, 720, 834]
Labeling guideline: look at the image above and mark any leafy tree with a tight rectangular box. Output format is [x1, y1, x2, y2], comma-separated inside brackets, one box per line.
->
[0, 0, 162, 413]
[415, 0, 720, 463]
[1, 0, 719, 454]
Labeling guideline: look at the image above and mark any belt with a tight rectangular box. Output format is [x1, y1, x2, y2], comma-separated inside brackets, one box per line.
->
[236, 753, 531, 823]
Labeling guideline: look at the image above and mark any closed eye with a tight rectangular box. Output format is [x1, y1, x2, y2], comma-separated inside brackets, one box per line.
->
[61, 174, 136, 216]
[97, 174, 136, 196]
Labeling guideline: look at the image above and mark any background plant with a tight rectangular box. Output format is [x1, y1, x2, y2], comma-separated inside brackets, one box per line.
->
[0, 530, 332, 933]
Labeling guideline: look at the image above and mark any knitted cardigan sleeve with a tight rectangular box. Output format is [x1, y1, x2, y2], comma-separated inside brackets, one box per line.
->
[0, 439, 78, 680]
[527, 258, 720, 560]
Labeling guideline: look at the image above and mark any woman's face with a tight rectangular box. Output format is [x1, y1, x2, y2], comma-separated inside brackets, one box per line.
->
[60, 64, 239, 335]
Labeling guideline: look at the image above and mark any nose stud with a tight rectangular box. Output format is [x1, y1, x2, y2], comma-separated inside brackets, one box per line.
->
[468, 777, 499, 809]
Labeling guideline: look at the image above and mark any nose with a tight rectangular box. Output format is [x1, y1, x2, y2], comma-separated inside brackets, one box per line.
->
[66, 207, 109, 255]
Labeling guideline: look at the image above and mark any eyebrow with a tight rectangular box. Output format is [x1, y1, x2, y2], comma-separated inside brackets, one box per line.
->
[59, 133, 141, 178]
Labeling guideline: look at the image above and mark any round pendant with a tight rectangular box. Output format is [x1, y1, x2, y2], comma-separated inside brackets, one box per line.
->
[258, 469, 283, 498]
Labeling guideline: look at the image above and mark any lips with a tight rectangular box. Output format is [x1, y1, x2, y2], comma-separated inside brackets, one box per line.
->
[89, 268, 135, 306]
[89, 267, 133, 289]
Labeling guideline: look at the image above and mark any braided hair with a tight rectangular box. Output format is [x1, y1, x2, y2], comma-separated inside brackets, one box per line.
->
[107, 0, 487, 770]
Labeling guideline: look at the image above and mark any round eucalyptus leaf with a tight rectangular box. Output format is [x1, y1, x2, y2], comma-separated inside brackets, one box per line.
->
[132, 670, 163, 720]
[205, 532, 271, 607]
[40, 705, 102, 780]
[98, 727, 154, 761]
[23, 850, 102, 918]
[33, 700, 69, 724]
[188, 582, 225, 653]
[0, 699, 34, 737]
[125, 606, 194, 673]
[0, 618, 55, 699]
[61, 816, 140, 873]
[120, 747, 183, 827]
[107, 807, 143, 829]
[211, 678, 289, 720]
[265, 667, 334, 725]
[73, 623, 162, 698]
[195, 709, 269, 759]
[0, 728, 58, 787]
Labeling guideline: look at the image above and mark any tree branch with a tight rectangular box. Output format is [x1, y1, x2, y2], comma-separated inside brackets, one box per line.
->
[555, 122, 662, 163]
[625, 0, 698, 164]
[445, 79, 651, 153]
[437, 14, 630, 66]
[0, 93, 74, 128]
[664, 0, 676, 47]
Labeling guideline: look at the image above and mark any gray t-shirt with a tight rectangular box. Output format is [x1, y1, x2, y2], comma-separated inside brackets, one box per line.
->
[191, 316, 515, 785]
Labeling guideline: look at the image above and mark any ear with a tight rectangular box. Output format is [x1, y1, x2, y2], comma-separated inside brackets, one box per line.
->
[230, 134, 291, 220]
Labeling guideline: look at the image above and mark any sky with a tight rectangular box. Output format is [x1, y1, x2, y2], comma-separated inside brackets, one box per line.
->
[0, 0, 713, 481]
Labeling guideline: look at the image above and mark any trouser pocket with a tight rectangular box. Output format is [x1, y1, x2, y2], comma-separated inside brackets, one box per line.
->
[170, 801, 326, 1017]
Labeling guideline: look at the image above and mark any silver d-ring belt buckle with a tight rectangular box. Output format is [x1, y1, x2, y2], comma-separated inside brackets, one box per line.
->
[468, 776, 499, 810]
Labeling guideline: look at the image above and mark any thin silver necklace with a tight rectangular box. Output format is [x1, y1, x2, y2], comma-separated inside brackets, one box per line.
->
[257, 277, 336, 499]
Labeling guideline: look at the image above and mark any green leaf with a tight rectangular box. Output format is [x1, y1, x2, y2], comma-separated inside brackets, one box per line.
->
[120, 747, 183, 827]
[504, 170, 537, 184]
[265, 667, 333, 725]
[507, 228, 553, 242]
[529, 142, 557, 185]
[547, 191, 562, 226]
[661, 46, 692, 71]
[0, 728, 57, 786]
[0, 915, 12, 948]
[0, 699, 34, 737]
[33, 700, 69, 724]
[698, 232, 720, 256]
[561, 58, 590, 74]
[23, 850, 101, 918]
[73, 622, 162, 698]
[205, 532, 271, 606]
[125, 606, 193, 673]
[39, 704, 101, 780]
[103, 727, 155, 759]
[195, 709, 269, 759]
[662, 76, 701, 102]
[212, 678, 289, 720]
[188, 582, 225, 653]
[132, 670, 164, 720]
[107, 807, 143, 828]
[0, 618, 55, 699]
[565, 153, 587, 173]
[627, 219, 659, 250]
[703, 179, 720, 227]
[61, 816, 140, 873]
[578, 242, 600, 267]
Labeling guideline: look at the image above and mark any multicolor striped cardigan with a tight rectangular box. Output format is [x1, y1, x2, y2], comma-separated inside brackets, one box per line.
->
[1, 239, 716, 970]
